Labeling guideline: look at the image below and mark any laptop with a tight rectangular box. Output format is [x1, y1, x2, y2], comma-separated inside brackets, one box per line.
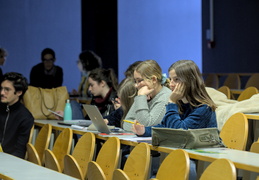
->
[83, 104, 120, 134]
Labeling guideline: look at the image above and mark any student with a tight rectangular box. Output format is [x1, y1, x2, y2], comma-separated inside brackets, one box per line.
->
[103, 77, 136, 127]
[55, 67, 118, 119]
[30, 48, 63, 88]
[123, 60, 171, 131]
[70, 50, 102, 98]
[103, 61, 143, 127]
[88, 68, 118, 116]
[0, 48, 8, 83]
[0, 72, 34, 159]
[132, 60, 217, 136]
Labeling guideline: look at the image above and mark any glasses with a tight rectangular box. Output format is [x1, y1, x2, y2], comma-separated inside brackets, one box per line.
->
[43, 58, 54, 62]
[0, 87, 13, 93]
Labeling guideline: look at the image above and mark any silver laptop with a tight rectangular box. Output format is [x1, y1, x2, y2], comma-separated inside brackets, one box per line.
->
[83, 104, 115, 134]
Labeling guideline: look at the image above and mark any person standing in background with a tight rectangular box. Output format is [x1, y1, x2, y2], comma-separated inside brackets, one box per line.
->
[70, 50, 102, 98]
[0, 48, 8, 83]
[30, 48, 63, 88]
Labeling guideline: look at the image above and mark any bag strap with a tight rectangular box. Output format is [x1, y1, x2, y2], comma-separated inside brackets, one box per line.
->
[39, 88, 58, 117]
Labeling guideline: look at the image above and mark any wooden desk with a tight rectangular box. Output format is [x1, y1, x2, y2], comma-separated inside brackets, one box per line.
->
[34, 120, 259, 173]
[245, 113, 259, 120]
[0, 152, 77, 180]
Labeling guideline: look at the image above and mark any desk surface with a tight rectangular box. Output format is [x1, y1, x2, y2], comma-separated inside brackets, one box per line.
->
[0, 152, 77, 180]
[34, 120, 259, 173]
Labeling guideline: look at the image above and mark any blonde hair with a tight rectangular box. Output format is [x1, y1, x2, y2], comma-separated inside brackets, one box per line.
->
[135, 60, 164, 84]
[168, 60, 216, 112]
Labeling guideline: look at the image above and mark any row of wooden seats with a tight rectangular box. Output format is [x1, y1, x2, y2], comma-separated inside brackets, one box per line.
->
[26, 112, 257, 180]
[217, 86, 259, 100]
[26, 126, 238, 180]
[204, 73, 259, 90]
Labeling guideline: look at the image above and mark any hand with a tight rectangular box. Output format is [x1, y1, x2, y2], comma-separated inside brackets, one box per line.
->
[55, 111, 64, 120]
[131, 120, 145, 135]
[138, 85, 154, 96]
[112, 97, 121, 110]
[103, 119, 109, 124]
[169, 83, 185, 103]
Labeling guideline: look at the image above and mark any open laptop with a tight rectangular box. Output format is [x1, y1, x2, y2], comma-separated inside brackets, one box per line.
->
[83, 104, 120, 134]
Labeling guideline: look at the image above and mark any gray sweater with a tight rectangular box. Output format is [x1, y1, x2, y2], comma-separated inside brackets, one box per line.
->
[123, 86, 172, 131]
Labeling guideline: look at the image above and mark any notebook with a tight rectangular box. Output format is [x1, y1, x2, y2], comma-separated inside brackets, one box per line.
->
[57, 120, 92, 127]
[83, 104, 131, 135]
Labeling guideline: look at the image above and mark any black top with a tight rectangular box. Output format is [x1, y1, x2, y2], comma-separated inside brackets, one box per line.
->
[103, 107, 123, 128]
[0, 101, 34, 158]
[30, 63, 63, 88]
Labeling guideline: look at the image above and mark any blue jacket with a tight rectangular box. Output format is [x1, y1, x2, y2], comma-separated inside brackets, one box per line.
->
[142, 103, 217, 137]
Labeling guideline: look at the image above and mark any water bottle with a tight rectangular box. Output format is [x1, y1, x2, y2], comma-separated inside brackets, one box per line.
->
[64, 99, 72, 120]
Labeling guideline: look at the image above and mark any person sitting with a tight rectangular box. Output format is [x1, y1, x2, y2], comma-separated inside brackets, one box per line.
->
[70, 50, 102, 98]
[55, 67, 118, 119]
[0, 72, 34, 159]
[123, 60, 172, 131]
[103, 60, 143, 127]
[103, 77, 136, 127]
[30, 48, 63, 88]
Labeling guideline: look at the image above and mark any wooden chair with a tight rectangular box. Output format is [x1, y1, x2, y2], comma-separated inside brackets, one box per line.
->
[87, 137, 120, 180]
[237, 86, 258, 101]
[63, 132, 96, 180]
[112, 142, 151, 180]
[27, 124, 52, 165]
[0, 174, 14, 180]
[245, 73, 259, 89]
[29, 125, 34, 144]
[150, 149, 190, 180]
[250, 138, 259, 153]
[217, 86, 231, 99]
[204, 73, 219, 89]
[223, 74, 241, 89]
[243, 138, 259, 179]
[220, 112, 248, 150]
[44, 128, 73, 172]
[199, 158, 236, 180]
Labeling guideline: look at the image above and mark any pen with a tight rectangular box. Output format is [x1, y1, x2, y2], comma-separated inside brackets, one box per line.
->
[123, 120, 141, 125]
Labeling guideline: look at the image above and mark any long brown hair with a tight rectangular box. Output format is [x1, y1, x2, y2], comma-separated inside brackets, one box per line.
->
[117, 78, 136, 120]
[168, 60, 216, 112]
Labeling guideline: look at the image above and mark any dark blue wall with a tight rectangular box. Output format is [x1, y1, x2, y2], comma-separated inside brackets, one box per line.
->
[202, 0, 259, 73]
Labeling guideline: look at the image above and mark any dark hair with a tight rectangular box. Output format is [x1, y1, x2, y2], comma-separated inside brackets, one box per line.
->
[79, 50, 102, 71]
[89, 68, 118, 91]
[124, 61, 143, 78]
[41, 48, 55, 61]
[3, 72, 28, 99]
[0, 48, 8, 57]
